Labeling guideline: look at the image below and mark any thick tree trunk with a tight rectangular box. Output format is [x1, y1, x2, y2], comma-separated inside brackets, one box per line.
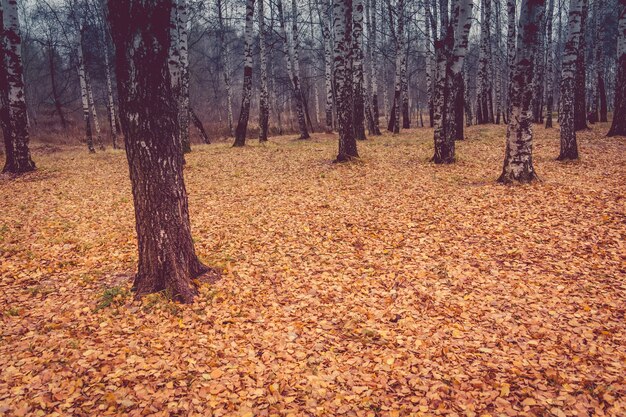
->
[464, 61, 472, 126]
[545, 0, 555, 128]
[109, 0, 213, 303]
[498, 0, 545, 183]
[1, 0, 35, 174]
[233, 0, 256, 147]
[558, 0, 584, 160]
[607, 3, 626, 137]
[353, 0, 366, 140]
[258, 0, 269, 141]
[433, 0, 473, 163]
[333, 0, 358, 161]
[77, 25, 95, 153]
[573, 0, 588, 131]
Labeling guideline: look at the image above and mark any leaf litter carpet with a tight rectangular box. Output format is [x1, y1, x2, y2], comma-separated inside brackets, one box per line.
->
[1, 124, 625, 416]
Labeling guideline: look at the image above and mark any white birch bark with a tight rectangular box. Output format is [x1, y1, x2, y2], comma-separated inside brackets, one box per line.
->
[607, 1, 626, 136]
[558, 0, 584, 160]
[353, 0, 366, 139]
[499, 0, 545, 183]
[333, 0, 358, 161]
[100, 13, 119, 149]
[1, 0, 35, 173]
[85, 71, 104, 150]
[233, 0, 255, 146]
[259, 0, 270, 141]
[77, 25, 94, 153]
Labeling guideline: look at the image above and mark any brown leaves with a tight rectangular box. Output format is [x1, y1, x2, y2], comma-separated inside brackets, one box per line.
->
[1, 124, 625, 415]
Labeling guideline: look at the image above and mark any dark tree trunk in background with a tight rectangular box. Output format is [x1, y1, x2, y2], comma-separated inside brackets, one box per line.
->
[607, 3, 626, 137]
[190, 108, 210, 144]
[498, 0, 545, 184]
[573, 0, 588, 131]
[1, 0, 36, 174]
[109, 0, 213, 303]
[233, 0, 256, 147]
[333, 0, 359, 161]
[47, 40, 67, 131]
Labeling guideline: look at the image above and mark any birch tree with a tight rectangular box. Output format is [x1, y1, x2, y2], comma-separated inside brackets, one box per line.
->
[99, 6, 119, 149]
[108, 0, 214, 303]
[318, 0, 334, 133]
[333, 0, 359, 161]
[573, 0, 587, 131]
[258, 0, 269, 141]
[217, 0, 233, 137]
[277, 0, 310, 140]
[477, 0, 494, 124]
[77, 24, 95, 153]
[353, 0, 366, 140]
[607, 2, 626, 137]
[558, 0, 584, 160]
[1, 0, 35, 174]
[432, 0, 474, 164]
[506, 0, 516, 118]
[545, 0, 556, 128]
[498, 0, 545, 183]
[368, 0, 381, 135]
[233, 0, 256, 147]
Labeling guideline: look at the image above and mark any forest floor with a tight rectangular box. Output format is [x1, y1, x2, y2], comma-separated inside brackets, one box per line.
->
[1, 123, 625, 417]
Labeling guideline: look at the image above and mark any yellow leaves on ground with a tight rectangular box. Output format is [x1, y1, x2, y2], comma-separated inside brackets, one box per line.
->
[0, 123, 625, 416]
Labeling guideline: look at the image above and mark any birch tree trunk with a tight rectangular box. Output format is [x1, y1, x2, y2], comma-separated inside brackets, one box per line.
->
[494, 0, 503, 125]
[425, 0, 435, 127]
[498, 0, 545, 183]
[86, 71, 104, 150]
[369, 0, 381, 134]
[433, 0, 474, 164]
[277, 0, 310, 139]
[531, 2, 546, 124]
[320, 0, 334, 132]
[573, 0, 588, 131]
[477, 0, 494, 124]
[101, 17, 119, 149]
[598, 1, 608, 123]
[506, 0, 516, 119]
[388, 0, 404, 134]
[108, 0, 214, 303]
[545, 0, 555, 128]
[233, 0, 256, 147]
[177, 0, 191, 152]
[558, 0, 584, 160]
[217, 0, 233, 136]
[333, 0, 359, 161]
[588, 0, 599, 124]
[77, 25, 95, 153]
[353, 0, 366, 140]
[259, 0, 270, 141]
[607, 2, 626, 137]
[1, 0, 35, 174]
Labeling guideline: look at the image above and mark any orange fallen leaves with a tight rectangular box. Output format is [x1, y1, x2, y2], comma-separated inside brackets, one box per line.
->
[0, 123, 625, 416]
